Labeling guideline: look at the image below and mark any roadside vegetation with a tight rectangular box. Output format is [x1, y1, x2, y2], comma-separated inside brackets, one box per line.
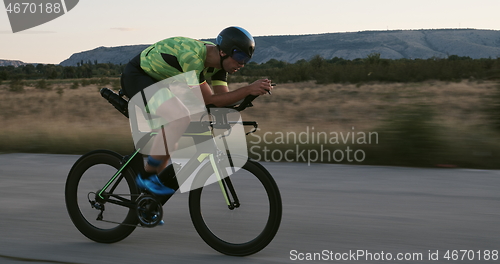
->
[1, 54, 500, 169]
[231, 53, 500, 84]
[1, 54, 500, 84]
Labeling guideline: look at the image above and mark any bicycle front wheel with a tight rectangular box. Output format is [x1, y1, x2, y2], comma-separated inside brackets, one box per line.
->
[189, 158, 282, 256]
[65, 150, 139, 243]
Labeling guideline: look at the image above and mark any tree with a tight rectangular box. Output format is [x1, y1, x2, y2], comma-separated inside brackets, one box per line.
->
[309, 55, 326, 69]
[365, 53, 381, 65]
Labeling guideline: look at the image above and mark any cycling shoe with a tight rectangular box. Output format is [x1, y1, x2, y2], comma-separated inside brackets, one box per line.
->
[136, 174, 175, 196]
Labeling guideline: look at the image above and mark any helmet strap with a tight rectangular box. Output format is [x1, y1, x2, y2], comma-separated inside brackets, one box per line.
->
[218, 46, 230, 71]
[220, 55, 229, 71]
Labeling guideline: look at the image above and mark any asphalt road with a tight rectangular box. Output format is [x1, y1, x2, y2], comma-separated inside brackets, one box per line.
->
[0, 153, 499, 263]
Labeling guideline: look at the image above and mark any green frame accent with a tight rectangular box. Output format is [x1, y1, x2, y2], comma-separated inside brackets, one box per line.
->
[197, 153, 211, 163]
[183, 131, 212, 136]
[209, 154, 231, 207]
[98, 149, 141, 199]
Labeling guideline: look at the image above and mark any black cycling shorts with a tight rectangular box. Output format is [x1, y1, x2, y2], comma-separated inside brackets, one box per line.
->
[120, 54, 157, 99]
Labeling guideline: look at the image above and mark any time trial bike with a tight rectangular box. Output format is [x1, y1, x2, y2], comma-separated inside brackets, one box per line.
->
[64, 87, 282, 256]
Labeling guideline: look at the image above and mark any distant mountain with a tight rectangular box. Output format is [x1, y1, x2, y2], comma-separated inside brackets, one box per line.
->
[59, 45, 150, 67]
[0, 59, 27, 67]
[38, 29, 500, 66]
[251, 28, 500, 63]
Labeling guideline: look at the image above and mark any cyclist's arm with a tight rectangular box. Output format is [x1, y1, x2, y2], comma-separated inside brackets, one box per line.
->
[200, 79, 273, 107]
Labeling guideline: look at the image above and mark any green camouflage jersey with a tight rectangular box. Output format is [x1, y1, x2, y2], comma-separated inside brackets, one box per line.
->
[140, 36, 227, 87]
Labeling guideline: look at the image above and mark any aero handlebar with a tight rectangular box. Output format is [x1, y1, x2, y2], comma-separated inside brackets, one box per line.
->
[235, 83, 275, 112]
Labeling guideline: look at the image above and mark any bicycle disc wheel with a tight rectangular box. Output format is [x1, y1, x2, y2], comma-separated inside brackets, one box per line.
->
[189, 158, 282, 256]
[65, 150, 139, 243]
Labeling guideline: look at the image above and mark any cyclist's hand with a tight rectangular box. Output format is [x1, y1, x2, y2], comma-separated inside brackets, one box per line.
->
[248, 79, 273, 96]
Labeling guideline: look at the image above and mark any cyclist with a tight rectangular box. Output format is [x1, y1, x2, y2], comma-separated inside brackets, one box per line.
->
[120, 26, 273, 196]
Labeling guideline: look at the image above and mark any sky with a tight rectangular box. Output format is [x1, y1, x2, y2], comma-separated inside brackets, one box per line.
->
[1, 0, 499, 64]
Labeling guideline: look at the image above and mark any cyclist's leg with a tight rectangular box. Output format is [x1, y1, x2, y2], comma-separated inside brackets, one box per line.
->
[147, 96, 191, 173]
[121, 55, 177, 196]
[131, 85, 193, 197]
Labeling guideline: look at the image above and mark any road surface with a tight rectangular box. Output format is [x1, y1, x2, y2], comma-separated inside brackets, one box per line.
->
[0, 153, 499, 263]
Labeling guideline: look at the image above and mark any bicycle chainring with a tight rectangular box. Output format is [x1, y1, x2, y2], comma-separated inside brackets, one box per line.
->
[136, 195, 163, 227]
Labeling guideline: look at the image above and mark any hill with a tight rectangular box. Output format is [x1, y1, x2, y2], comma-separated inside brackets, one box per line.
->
[5, 29, 500, 67]
[0, 59, 27, 67]
[252, 28, 500, 63]
[59, 45, 150, 67]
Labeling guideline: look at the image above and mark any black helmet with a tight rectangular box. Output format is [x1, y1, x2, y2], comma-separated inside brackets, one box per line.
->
[216, 26, 255, 64]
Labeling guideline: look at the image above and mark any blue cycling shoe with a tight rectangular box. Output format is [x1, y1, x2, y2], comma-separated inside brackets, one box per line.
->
[136, 174, 175, 196]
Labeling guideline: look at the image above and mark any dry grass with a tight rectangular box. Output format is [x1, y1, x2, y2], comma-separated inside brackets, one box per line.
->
[1, 80, 499, 168]
[238, 80, 497, 131]
[0, 83, 133, 154]
[237, 80, 500, 168]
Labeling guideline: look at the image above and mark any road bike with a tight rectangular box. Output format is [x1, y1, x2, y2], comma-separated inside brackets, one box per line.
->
[65, 87, 282, 256]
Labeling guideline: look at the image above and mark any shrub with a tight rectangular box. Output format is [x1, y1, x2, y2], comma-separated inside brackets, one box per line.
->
[98, 77, 110, 86]
[70, 81, 79, 89]
[56, 87, 64, 96]
[8, 79, 24, 92]
[375, 104, 444, 166]
[35, 79, 51, 90]
[486, 84, 500, 132]
[80, 79, 91, 86]
[111, 79, 121, 91]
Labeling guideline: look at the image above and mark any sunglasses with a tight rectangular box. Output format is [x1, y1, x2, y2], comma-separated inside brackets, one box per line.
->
[231, 49, 251, 64]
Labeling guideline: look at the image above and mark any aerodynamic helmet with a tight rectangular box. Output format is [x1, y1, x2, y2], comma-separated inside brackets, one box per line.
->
[215, 26, 255, 64]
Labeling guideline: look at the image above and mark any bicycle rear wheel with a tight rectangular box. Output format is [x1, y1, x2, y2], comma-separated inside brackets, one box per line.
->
[65, 150, 139, 243]
[189, 158, 282, 256]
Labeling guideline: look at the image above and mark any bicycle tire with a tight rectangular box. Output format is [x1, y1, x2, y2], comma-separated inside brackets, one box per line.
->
[65, 150, 139, 243]
[189, 158, 282, 256]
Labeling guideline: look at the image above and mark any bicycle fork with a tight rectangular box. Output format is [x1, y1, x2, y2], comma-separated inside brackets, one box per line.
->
[208, 153, 240, 210]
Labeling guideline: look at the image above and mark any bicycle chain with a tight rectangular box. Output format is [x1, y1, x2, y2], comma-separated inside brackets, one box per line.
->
[93, 193, 160, 228]
[96, 218, 147, 228]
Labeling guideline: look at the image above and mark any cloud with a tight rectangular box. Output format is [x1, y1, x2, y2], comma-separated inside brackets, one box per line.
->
[110, 27, 138, 32]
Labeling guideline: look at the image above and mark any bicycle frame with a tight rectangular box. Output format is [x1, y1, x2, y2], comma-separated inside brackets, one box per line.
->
[95, 108, 259, 211]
